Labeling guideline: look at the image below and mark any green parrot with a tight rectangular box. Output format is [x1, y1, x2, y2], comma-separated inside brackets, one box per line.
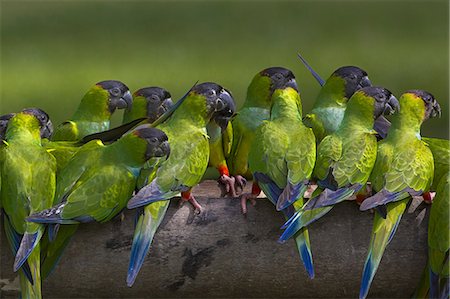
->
[125, 82, 235, 287]
[244, 76, 317, 278]
[279, 87, 399, 242]
[227, 67, 299, 193]
[422, 137, 449, 191]
[303, 65, 372, 142]
[28, 127, 169, 277]
[122, 86, 173, 124]
[358, 90, 441, 299]
[52, 80, 132, 141]
[1, 108, 55, 299]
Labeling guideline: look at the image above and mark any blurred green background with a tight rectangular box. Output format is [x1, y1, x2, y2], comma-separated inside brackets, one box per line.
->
[1, 0, 448, 138]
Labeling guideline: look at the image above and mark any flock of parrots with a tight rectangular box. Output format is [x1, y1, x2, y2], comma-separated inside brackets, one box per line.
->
[0, 54, 448, 299]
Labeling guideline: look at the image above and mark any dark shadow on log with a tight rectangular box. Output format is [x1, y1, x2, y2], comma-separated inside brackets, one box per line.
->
[0, 181, 429, 298]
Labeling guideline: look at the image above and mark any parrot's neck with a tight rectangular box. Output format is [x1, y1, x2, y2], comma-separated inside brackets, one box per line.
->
[107, 133, 147, 168]
[313, 76, 347, 109]
[339, 95, 375, 132]
[123, 97, 147, 124]
[387, 96, 424, 140]
[270, 88, 302, 121]
[164, 95, 209, 129]
[72, 87, 112, 122]
[244, 77, 272, 109]
[5, 114, 42, 145]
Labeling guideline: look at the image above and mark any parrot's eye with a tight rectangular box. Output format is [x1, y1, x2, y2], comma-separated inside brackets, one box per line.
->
[150, 95, 160, 102]
[207, 90, 216, 97]
[110, 88, 121, 97]
[216, 98, 226, 111]
[273, 73, 283, 81]
[149, 137, 159, 143]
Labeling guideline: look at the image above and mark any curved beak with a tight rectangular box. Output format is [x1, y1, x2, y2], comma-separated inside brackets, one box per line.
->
[285, 78, 299, 91]
[119, 91, 133, 111]
[384, 95, 400, 116]
[41, 120, 54, 139]
[357, 76, 372, 90]
[161, 140, 170, 159]
[431, 101, 442, 118]
[215, 89, 236, 132]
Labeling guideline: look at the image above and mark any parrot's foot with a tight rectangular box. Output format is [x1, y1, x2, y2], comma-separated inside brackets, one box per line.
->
[217, 175, 238, 197]
[180, 191, 203, 214]
[240, 193, 257, 215]
[234, 175, 247, 194]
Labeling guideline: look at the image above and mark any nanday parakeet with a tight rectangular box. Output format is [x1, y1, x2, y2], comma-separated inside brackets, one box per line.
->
[1, 108, 54, 299]
[226, 67, 299, 193]
[125, 82, 236, 287]
[243, 75, 317, 278]
[358, 90, 441, 299]
[51, 80, 132, 141]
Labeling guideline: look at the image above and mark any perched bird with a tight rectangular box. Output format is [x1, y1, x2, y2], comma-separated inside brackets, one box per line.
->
[122, 87, 173, 124]
[303, 65, 371, 142]
[1, 108, 55, 299]
[279, 87, 399, 242]
[26, 127, 170, 278]
[422, 137, 450, 192]
[52, 80, 132, 141]
[227, 67, 297, 193]
[243, 77, 316, 278]
[125, 82, 235, 286]
[358, 90, 441, 299]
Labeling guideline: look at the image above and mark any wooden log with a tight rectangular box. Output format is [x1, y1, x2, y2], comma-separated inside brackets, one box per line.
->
[0, 181, 428, 298]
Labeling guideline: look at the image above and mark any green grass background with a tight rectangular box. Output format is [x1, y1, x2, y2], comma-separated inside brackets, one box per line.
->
[1, 0, 448, 138]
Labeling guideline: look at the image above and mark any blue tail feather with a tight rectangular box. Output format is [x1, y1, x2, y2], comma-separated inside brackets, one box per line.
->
[279, 206, 333, 242]
[360, 188, 417, 211]
[14, 230, 43, 272]
[127, 180, 178, 209]
[276, 181, 308, 211]
[429, 269, 440, 299]
[360, 252, 375, 299]
[127, 202, 170, 287]
[253, 172, 283, 205]
[2, 213, 33, 284]
[296, 52, 325, 86]
[295, 232, 314, 279]
[304, 184, 361, 210]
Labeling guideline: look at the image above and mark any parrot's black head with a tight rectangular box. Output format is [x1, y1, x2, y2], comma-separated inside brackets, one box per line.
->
[22, 108, 53, 139]
[360, 86, 399, 119]
[134, 87, 173, 123]
[193, 82, 236, 132]
[133, 126, 170, 161]
[333, 66, 371, 100]
[96, 80, 133, 113]
[405, 90, 441, 121]
[0, 113, 15, 140]
[260, 67, 298, 92]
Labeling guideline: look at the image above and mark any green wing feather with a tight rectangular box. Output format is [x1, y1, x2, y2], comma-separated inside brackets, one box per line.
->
[423, 137, 449, 190]
[51, 121, 79, 141]
[313, 134, 342, 181]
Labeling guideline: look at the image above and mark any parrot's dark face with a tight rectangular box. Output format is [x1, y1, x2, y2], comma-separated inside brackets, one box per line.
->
[260, 67, 298, 93]
[134, 126, 170, 160]
[96, 80, 133, 113]
[22, 108, 53, 139]
[0, 113, 15, 140]
[134, 87, 173, 122]
[406, 90, 441, 121]
[361, 86, 399, 119]
[333, 66, 371, 99]
[192, 82, 236, 132]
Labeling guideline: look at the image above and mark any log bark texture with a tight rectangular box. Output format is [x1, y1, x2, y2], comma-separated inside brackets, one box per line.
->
[0, 181, 428, 298]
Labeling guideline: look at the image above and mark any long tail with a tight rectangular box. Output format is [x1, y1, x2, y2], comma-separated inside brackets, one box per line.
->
[19, 241, 42, 299]
[359, 199, 408, 299]
[303, 184, 362, 210]
[14, 224, 44, 272]
[40, 224, 79, 278]
[127, 201, 170, 287]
